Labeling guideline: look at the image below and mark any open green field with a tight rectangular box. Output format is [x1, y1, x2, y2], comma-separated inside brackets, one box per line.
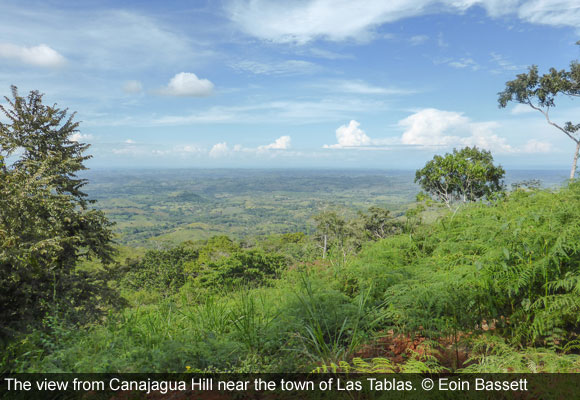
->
[83, 169, 419, 247]
[83, 168, 568, 248]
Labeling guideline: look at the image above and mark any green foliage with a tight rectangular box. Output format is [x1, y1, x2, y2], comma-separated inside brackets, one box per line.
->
[358, 206, 402, 240]
[5, 129, 580, 374]
[119, 236, 287, 295]
[196, 235, 240, 264]
[255, 232, 317, 263]
[287, 273, 371, 364]
[190, 249, 286, 290]
[0, 87, 120, 338]
[314, 352, 447, 374]
[369, 182, 580, 349]
[120, 245, 198, 294]
[83, 169, 418, 247]
[312, 211, 347, 258]
[415, 146, 505, 209]
[311, 207, 402, 267]
[460, 335, 580, 373]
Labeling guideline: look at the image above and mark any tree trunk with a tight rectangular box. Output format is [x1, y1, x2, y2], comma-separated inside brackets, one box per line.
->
[571, 140, 580, 179]
[323, 235, 327, 259]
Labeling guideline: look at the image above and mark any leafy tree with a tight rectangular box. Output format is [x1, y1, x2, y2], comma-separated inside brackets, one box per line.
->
[0, 86, 120, 336]
[498, 61, 580, 178]
[189, 249, 285, 290]
[312, 211, 363, 267]
[120, 246, 198, 293]
[358, 206, 401, 240]
[312, 211, 347, 259]
[196, 235, 240, 265]
[415, 146, 505, 209]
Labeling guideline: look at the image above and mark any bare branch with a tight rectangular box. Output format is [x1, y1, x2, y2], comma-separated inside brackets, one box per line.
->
[528, 100, 579, 143]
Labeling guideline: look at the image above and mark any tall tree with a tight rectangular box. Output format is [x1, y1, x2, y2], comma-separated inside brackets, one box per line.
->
[415, 146, 505, 210]
[0, 86, 119, 335]
[312, 211, 346, 260]
[498, 61, 580, 179]
[358, 206, 401, 240]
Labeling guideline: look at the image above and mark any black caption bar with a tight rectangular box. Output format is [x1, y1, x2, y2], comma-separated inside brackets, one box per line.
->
[1, 373, 577, 399]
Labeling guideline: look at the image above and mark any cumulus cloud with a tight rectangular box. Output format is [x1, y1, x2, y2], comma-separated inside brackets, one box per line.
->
[399, 108, 554, 154]
[0, 43, 65, 67]
[322, 109, 551, 154]
[123, 80, 143, 93]
[258, 136, 291, 150]
[324, 120, 372, 148]
[399, 108, 514, 152]
[160, 72, 214, 97]
[209, 142, 230, 158]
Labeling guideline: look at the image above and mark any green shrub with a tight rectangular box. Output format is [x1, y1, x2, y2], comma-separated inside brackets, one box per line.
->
[189, 249, 286, 290]
[121, 246, 198, 293]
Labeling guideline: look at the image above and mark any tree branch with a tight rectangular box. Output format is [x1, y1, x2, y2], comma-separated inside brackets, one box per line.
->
[528, 100, 579, 143]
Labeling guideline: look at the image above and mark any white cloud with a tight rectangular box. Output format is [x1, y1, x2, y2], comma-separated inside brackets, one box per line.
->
[0, 43, 65, 67]
[154, 144, 205, 157]
[307, 47, 353, 59]
[409, 35, 429, 45]
[227, 0, 438, 43]
[324, 120, 372, 148]
[153, 98, 387, 125]
[123, 80, 143, 94]
[209, 142, 230, 158]
[490, 52, 524, 73]
[125, 139, 135, 144]
[329, 80, 416, 95]
[437, 32, 449, 48]
[181, 145, 204, 153]
[448, 58, 480, 70]
[231, 60, 320, 75]
[321, 109, 550, 154]
[69, 133, 93, 142]
[160, 72, 214, 97]
[258, 136, 292, 150]
[0, 9, 207, 72]
[227, 0, 579, 44]
[112, 147, 139, 155]
[522, 139, 553, 153]
[518, 0, 580, 30]
[399, 108, 514, 152]
[511, 103, 537, 115]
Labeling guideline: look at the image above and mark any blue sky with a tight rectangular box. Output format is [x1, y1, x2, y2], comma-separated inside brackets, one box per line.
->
[1, 0, 579, 169]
